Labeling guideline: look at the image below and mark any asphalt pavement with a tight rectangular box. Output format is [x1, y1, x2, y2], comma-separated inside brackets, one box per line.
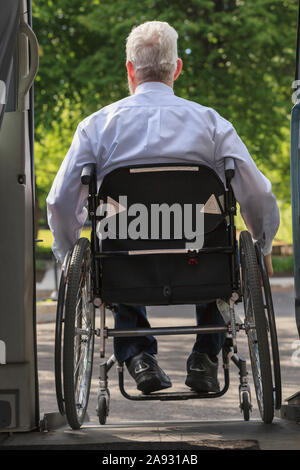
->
[1, 284, 299, 449]
[27, 285, 300, 449]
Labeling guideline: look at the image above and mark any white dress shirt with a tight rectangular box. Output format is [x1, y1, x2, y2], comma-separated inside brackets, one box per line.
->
[47, 81, 279, 263]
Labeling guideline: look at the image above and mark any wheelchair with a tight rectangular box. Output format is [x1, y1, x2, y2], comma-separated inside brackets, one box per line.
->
[54, 159, 281, 430]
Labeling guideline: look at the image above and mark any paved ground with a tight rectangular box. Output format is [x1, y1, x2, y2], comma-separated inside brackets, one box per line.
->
[2, 419, 300, 450]
[1, 284, 299, 449]
[28, 286, 300, 450]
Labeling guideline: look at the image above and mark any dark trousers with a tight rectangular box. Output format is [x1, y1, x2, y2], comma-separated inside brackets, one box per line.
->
[113, 302, 226, 363]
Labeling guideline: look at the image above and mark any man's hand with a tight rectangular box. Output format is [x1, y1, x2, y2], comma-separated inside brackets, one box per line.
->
[264, 253, 274, 277]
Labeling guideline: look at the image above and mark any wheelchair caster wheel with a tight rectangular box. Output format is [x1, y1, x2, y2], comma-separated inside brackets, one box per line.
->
[241, 391, 251, 422]
[97, 393, 109, 425]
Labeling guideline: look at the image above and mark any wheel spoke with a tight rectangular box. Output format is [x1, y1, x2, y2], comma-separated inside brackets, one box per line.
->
[72, 258, 94, 418]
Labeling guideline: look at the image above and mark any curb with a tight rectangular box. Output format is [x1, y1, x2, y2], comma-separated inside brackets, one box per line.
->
[270, 277, 294, 289]
[35, 278, 295, 325]
[36, 301, 57, 324]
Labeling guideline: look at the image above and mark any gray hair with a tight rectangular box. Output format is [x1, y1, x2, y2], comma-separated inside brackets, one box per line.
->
[126, 21, 178, 83]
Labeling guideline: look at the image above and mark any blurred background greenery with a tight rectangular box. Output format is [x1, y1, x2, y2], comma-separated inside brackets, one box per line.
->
[32, 0, 297, 267]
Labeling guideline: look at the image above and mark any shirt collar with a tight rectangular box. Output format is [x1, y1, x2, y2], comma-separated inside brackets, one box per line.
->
[134, 81, 174, 95]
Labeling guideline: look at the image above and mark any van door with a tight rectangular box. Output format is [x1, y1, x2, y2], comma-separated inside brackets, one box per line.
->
[0, 0, 39, 431]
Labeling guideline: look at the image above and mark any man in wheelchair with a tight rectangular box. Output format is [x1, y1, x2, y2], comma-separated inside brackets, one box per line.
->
[47, 21, 279, 398]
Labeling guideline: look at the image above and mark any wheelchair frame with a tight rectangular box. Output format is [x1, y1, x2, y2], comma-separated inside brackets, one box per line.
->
[55, 162, 281, 429]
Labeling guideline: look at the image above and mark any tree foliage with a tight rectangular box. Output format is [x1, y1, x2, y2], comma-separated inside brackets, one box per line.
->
[32, 0, 298, 215]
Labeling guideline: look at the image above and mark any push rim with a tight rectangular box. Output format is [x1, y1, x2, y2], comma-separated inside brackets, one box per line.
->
[63, 239, 95, 429]
[240, 231, 274, 423]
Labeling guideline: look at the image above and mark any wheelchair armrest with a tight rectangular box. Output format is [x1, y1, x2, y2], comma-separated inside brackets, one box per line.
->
[225, 158, 235, 188]
[81, 163, 96, 185]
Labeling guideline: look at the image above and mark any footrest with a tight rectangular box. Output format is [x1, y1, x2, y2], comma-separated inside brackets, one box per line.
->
[118, 367, 230, 401]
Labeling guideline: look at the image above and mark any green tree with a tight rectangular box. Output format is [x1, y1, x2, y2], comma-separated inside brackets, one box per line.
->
[32, 0, 298, 216]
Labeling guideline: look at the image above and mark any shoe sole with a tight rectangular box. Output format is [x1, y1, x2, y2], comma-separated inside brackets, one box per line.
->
[185, 374, 220, 393]
[137, 374, 172, 395]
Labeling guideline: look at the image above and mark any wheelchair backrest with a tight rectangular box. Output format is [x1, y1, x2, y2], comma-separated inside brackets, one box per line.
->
[95, 163, 235, 305]
[98, 164, 228, 248]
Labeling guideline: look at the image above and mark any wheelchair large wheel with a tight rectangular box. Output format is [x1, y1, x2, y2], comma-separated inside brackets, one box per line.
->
[240, 231, 274, 424]
[63, 238, 95, 429]
[54, 252, 71, 416]
[255, 243, 282, 410]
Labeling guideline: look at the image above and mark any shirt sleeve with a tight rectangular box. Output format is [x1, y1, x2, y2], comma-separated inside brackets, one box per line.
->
[46, 124, 96, 263]
[214, 120, 280, 255]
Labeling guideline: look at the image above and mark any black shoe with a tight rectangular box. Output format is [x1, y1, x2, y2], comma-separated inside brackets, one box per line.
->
[126, 352, 172, 395]
[185, 352, 220, 393]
